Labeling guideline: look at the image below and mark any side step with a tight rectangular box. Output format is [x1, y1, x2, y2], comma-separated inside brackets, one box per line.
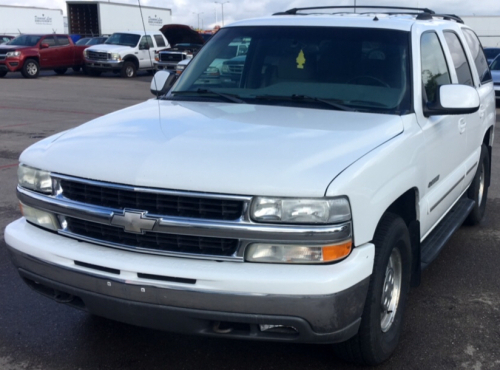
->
[420, 198, 475, 270]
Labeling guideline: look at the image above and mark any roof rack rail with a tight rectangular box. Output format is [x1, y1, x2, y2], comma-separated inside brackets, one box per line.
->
[273, 5, 435, 16]
[272, 6, 464, 24]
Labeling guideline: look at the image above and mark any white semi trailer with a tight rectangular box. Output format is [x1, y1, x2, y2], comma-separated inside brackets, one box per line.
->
[0, 5, 65, 35]
[461, 16, 500, 47]
[66, 1, 172, 37]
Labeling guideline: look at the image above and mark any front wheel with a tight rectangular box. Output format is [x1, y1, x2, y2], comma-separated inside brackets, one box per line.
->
[120, 61, 137, 78]
[21, 59, 39, 78]
[334, 213, 412, 366]
[0, 70, 7, 78]
[465, 143, 490, 225]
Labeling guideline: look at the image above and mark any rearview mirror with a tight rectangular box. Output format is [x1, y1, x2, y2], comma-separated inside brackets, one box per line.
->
[150, 70, 177, 97]
[424, 84, 480, 117]
[40, 43, 49, 49]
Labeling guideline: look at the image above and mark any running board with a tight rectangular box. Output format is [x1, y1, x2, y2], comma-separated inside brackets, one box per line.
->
[420, 198, 475, 270]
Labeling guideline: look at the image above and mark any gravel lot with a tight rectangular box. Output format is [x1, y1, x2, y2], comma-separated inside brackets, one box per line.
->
[1, 70, 499, 370]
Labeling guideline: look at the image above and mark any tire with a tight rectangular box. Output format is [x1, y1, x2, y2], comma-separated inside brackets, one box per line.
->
[334, 213, 412, 366]
[72, 66, 81, 72]
[465, 143, 490, 225]
[54, 68, 68, 75]
[121, 61, 137, 78]
[0, 70, 7, 78]
[88, 69, 102, 77]
[21, 59, 39, 78]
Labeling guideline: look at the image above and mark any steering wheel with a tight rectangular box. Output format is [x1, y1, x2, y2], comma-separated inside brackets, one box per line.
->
[348, 75, 391, 88]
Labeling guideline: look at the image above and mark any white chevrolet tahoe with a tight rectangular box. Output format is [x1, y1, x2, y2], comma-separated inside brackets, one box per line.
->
[84, 31, 168, 77]
[5, 6, 496, 366]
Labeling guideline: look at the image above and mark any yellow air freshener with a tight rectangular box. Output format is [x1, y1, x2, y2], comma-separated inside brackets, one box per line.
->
[296, 49, 306, 69]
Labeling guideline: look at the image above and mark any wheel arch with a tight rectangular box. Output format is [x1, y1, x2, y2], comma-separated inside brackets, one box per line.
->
[482, 125, 494, 188]
[122, 55, 139, 69]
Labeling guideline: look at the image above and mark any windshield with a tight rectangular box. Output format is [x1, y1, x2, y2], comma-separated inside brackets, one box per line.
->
[105, 33, 140, 47]
[88, 37, 106, 45]
[171, 26, 412, 114]
[7, 35, 42, 46]
[490, 58, 500, 71]
[76, 38, 91, 45]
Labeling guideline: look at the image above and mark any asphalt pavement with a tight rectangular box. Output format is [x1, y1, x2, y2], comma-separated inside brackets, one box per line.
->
[1, 70, 499, 370]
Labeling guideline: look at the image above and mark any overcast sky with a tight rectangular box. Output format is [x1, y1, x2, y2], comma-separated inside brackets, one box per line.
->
[4, 0, 500, 29]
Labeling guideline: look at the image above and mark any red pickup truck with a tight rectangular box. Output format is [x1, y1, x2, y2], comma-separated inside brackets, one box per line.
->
[0, 34, 89, 78]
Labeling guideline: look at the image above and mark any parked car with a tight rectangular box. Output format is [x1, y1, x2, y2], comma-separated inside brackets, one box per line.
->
[490, 54, 500, 104]
[76, 36, 108, 46]
[0, 35, 14, 44]
[5, 6, 495, 367]
[84, 31, 167, 77]
[154, 24, 205, 72]
[484, 47, 500, 65]
[75, 37, 92, 45]
[0, 34, 89, 78]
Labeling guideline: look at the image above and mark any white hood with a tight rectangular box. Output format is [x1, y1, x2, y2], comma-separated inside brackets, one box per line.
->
[20, 100, 404, 197]
[86, 44, 133, 54]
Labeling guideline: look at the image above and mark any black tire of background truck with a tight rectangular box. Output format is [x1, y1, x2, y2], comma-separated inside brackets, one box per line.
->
[54, 68, 68, 75]
[121, 61, 137, 78]
[88, 69, 102, 77]
[72, 66, 81, 72]
[0, 71, 7, 78]
[333, 213, 412, 366]
[465, 143, 490, 225]
[21, 59, 40, 78]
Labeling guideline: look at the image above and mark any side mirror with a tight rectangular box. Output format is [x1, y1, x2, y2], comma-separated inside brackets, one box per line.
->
[40, 43, 49, 49]
[150, 70, 177, 97]
[424, 84, 480, 117]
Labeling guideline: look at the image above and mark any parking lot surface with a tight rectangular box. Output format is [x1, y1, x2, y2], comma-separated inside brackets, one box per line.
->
[1, 70, 500, 370]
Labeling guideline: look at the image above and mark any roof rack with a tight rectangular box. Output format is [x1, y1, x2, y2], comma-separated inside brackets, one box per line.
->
[272, 6, 464, 23]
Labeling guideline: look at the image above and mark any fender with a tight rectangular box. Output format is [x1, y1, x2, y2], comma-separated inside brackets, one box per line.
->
[122, 54, 139, 68]
[326, 114, 426, 247]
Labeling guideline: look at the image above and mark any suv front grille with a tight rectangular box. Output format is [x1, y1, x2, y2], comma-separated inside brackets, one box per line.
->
[87, 51, 108, 61]
[60, 179, 244, 221]
[66, 217, 238, 256]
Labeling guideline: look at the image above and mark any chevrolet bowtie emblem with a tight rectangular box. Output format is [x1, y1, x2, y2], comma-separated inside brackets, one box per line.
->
[110, 210, 157, 234]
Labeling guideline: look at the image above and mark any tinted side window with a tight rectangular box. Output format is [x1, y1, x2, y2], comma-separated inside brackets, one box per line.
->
[154, 35, 165, 47]
[421, 32, 451, 102]
[443, 32, 473, 86]
[139, 36, 153, 49]
[56, 36, 70, 46]
[462, 29, 492, 83]
[42, 36, 56, 47]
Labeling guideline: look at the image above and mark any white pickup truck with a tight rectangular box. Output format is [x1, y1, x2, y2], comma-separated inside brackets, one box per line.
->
[5, 6, 496, 366]
[84, 31, 168, 77]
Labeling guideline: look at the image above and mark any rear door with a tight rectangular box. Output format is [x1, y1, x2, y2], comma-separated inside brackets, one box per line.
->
[138, 35, 154, 69]
[55, 36, 73, 66]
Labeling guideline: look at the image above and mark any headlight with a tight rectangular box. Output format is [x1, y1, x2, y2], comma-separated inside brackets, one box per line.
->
[109, 53, 121, 61]
[18, 164, 52, 194]
[251, 197, 351, 224]
[176, 64, 186, 75]
[6, 51, 21, 57]
[245, 240, 352, 264]
[154, 54, 159, 62]
[83, 49, 89, 58]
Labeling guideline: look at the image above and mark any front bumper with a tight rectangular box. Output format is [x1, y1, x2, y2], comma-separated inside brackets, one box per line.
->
[154, 61, 178, 71]
[5, 218, 374, 343]
[0, 57, 22, 72]
[85, 59, 123, 71]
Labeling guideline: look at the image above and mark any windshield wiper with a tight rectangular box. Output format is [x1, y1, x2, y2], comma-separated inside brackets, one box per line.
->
[170, 88, 246, 104]
[253, 94, 355, 111]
